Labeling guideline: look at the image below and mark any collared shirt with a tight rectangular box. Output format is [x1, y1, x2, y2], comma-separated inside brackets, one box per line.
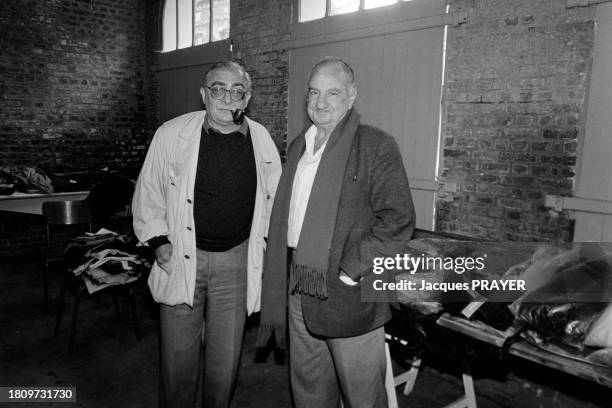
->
[202, 114, 249, 137]
[287, 125, 329, 248]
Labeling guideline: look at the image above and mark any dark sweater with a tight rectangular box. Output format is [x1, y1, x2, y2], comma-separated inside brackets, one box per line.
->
[193, 123, 256, 251]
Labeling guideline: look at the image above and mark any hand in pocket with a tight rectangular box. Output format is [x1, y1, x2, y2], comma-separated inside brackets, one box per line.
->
[155, 243, 174, 275]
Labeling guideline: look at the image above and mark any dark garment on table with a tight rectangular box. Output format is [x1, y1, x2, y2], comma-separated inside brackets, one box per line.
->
[193, 122, 256, 252]
[87, 175, 134, 220]
[65, 234, 153, 274]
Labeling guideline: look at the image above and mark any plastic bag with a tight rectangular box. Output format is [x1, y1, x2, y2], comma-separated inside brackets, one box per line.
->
[509, 243, 612, 349]
[587, 348, 612, 367]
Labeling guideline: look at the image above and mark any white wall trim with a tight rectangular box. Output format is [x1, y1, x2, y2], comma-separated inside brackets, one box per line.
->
[545, 194, 612, 215]
[567, 0, 612, 8]
[408, 178, 438, 192]
[281, 11, 467, 51]
[156, 39, 231, 71]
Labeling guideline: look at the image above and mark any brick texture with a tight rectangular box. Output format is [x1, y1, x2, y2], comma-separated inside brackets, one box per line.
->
[0, 0, 150, 258]
[437, 0, 595, 242]
[0, 0, 149, 175]
[144, 0, 161, 133]
[231, 0, 291, 153]
[1, 0, 599, 258]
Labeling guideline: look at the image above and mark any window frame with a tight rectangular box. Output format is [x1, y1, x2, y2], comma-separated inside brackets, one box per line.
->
[297, 0, 422, 23]
[289, 0, 450, 50]
[158, 39, 231, 71]
[162, 0, 230, 53]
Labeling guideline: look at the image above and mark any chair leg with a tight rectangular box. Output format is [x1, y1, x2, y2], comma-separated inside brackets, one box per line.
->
[127, 287, 141, 341]
[43, 258, 49, 313]
[385, 342, 399, 408]
[68, 285, 86, 355]
[112, 293, 121, 321]
[123, 292, 129, 321]
[54, 272, 69, 337]
[43, 225, 50, 313]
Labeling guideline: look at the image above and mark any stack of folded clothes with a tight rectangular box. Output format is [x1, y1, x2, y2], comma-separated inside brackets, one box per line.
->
[65, 230, 152, 294]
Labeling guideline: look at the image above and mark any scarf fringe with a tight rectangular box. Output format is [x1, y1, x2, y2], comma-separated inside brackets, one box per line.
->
[289, 263, 328, 299]
[256, 323, 286, 349]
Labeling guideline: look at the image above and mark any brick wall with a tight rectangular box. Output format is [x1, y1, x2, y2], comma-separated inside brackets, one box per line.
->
[0, 0, 148, 173]
[144, 0, 161, 133]
[437, 0, 595, 241]
[231, 0, 292, 153]
[2, 0, 598, 258]
[0, 0, 149, 258]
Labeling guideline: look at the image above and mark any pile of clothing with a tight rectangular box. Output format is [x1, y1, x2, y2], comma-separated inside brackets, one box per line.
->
[508, 243, 612, 365]
[65, 231, 152, 294]
[396, 238, 612, 367]
[0, 165, 54, 194]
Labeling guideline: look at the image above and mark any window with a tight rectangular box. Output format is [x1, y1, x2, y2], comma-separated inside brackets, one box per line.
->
[162, 0, 230, 52]
[300, 0, 414, 22]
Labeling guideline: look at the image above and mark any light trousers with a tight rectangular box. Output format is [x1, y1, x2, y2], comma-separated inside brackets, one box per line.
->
[159, 240, 248, 408]
[288, 293, 388, 408]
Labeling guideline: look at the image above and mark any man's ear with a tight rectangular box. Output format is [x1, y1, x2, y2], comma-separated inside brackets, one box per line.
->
[243, 91, 252, 108]
[200, 87, 207, 106]
[348, 85, 358, 108]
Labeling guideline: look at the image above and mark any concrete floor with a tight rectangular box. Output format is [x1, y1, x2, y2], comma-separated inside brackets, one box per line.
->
[1, 260, 611, 408]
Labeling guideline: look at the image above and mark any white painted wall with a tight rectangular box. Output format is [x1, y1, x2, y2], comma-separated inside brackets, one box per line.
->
[574, 2, 612, 241]
[287, 0, 448, 230]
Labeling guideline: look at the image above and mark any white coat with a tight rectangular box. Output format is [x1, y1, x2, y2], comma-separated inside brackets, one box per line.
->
[132, 111, 281, 314]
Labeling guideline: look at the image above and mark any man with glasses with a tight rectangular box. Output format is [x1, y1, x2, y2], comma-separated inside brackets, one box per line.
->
[133, 60, 281, 408]
[258, 56, 414, 407]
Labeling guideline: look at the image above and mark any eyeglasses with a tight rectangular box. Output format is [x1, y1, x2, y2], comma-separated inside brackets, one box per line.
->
[205, 86, 247, 102]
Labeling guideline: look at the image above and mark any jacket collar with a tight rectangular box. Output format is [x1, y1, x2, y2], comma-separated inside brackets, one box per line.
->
[176, 111, 277, 163]
[203, 114, 249, 137]
[178, 111, 251, 140]
[178, 111, 207, 141]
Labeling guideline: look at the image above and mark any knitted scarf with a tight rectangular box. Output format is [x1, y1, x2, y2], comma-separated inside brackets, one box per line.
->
[257, 108, 360, 348]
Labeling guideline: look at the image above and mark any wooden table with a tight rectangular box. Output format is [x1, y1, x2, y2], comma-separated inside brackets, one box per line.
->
[436, 313, 612, 389]
[388, 312, 612, 408]
[0, 191, 89, 215]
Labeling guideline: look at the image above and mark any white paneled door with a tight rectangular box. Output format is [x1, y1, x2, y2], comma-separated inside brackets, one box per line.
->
[287, 1, 448, 229]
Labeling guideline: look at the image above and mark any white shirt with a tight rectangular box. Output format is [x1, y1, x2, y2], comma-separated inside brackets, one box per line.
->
[287, 125, 328, 248]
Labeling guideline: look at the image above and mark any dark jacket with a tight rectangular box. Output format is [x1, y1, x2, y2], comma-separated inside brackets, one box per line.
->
[301, 124, 415, 338]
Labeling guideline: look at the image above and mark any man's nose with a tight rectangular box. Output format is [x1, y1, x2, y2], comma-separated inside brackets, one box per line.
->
[315, 93, 327, 108]
[223, 90, 233, 104]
